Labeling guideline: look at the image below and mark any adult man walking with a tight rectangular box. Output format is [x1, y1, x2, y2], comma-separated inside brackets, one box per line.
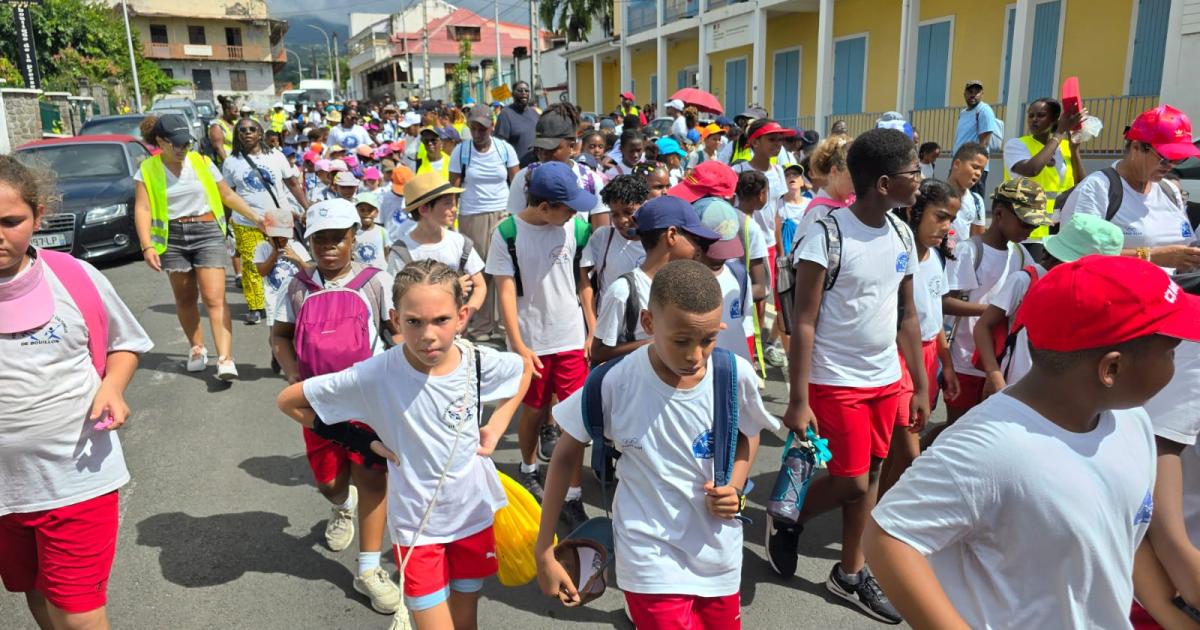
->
[494, 81, 540, 165]
[953, 80, 1002, 198]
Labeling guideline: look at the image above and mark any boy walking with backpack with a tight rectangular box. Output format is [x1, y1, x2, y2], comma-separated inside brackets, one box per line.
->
[536, 260, 779, 628]
[269, 198, 401, 615]
[945, 143, 990, 252]
[773, 129, 928, 624]
[581, 175, 649, 295]
[485, 162, 595, 526]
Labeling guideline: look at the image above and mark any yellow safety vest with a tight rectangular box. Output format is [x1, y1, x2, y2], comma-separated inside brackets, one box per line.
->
[213, 118, 234, 162]
[270, 110, 287, 133]
[1004, 135, 1075, 240]
[416, 152, 451, 179]
[140, 152, 226, 255]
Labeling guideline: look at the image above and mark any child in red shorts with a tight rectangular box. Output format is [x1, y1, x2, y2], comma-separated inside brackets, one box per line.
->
[0, 155, 153, 628]
[279, 260, 530, 629]
[485, 162, 595, 526]
[775, 129, 930, 624]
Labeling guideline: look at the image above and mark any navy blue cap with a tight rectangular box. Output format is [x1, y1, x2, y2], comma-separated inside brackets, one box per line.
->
[528, 162, 597, 213]
[282, 146, 297, 157]
[715, 116, 735, 127]
[633, 195, 721, 241]
[438, 126, 461, 141]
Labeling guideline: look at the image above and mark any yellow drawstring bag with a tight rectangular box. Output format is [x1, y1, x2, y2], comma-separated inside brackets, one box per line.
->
[494, 471, 553, 586]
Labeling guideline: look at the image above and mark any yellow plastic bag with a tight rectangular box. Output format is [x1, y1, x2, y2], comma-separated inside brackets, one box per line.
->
[494, 471, 553, 586]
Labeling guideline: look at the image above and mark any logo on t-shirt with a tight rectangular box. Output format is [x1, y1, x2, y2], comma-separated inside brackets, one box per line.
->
[895, 252, 909, 273]
[548, 246, 570, 265]
[268, 258, 301, 290]
[1134, 489, 1154, 525]
[443, 395, 476, 428]
[12, 315, 68, 346]
[691, 429, 715, 459]
[356, 243, 378, 263]
[244, 165, 275, 193]
[1183, 221, 1194, 239]
[730, 298, 742, 319]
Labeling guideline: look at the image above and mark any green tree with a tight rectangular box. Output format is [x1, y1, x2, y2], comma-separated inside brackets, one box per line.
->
[539, 0, 611, 43]
[451, 38, 472, 105]
[0, 0, 179, 100]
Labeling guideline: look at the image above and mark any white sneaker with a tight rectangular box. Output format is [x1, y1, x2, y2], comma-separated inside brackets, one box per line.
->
[186, 347, 208, 372]
[764, 343, 788, 367]
[325, 485, 357, 552]
[216, 359, 239, 381]
[353, 566, 401, 613]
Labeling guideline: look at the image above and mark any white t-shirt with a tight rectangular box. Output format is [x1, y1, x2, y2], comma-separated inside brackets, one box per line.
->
[449, 138, 519, 216]
[505, 161, 609, 219]
[379, 189, 409, 244]
[354, 224, 390, 271]
[732, 162, 786, 249]
[327, 124, 373, 150]
[946, 238, 1030, 376]
[739, 214, 769, 262]
[485, 217, 587, 355]
[919, 161, 936, 180]
[914, 251, 949, 342]
[1003, 137, 1069, 185]
[133, 154, 225, 220]
[595, 267, 652, 347]
[793, 207, 917, 387]
[716, 265, 751, 361]
[386, 224, 485, 276]
[1143, 341, 1200, 446]
[581, 226, 646, 294]
[252, 239, 311, 326]
[304, 344, 524, 545]
[1059, 167, 1189, 265]
[873, 393, 1156, 630]
[984, 263, 1044, 385]
[948, 190, 987, 254]
[277, 262, 394, 356]
[221, 150, 297, 227]
[0, 256, 154, 515]
[552, 346, 779, 596]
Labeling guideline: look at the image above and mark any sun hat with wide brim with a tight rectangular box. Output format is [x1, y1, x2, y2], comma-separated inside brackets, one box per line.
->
[404, 171, 464, 209]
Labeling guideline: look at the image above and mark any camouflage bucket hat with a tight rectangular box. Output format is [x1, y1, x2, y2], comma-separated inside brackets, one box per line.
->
[993, 177, 1051, 226]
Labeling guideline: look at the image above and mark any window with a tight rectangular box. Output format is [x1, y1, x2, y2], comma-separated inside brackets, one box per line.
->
[447, 25, 481, 41]
[162, 68, 174, 79]
[772, 49, 800, 127]
[149, 24, 168, 44]
[224, 27, 242, 47]
[229, 69, 247, 91]
[832, 36, 867, 115]
[1128, 0, 1170, 95]
[914, 20, 952, 109]
[724, 59, 747, 117]
[187, 25, 206, 45]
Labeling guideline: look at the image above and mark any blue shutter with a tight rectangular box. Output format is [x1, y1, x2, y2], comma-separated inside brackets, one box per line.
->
[915, 21, 951, 110]
[772, 49, 800, 128]
[1002, 7, 1015, 102]
[725, 59, 747, 116]
[1027, 1, 1062, 99]
[677, 69, 690, 89]
[1129, 0, 1170, 95]
[833, 37, 866, 114]
[650, 74, 658, 105]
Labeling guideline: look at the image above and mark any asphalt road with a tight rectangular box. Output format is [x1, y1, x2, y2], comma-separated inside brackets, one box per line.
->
[0, 257, 922, 630]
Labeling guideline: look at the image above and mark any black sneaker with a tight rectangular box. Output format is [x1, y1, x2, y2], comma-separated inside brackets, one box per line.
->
[560, 498, 588, 533]
[244, 310, 262, 325]
[765, 516, 802, 578]
[517, 469, 544, 502]
[826, 563, 902, 625]
[537, 424, 562, 462]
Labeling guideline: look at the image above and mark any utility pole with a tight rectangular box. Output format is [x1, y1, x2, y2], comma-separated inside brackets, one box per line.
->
[286, 48, 304, 81]
[421, 0, 431, 99]
[308, 25, 333, 85]
[332, 32, 341, 95]
[494, 0, 502, 87]
[528, 0, 538, 100]
[120, 0, 142, 111]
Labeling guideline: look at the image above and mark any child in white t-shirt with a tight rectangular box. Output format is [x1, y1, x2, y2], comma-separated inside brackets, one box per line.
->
[278, 259, 531, 628]
[581, 175, 648, 295]
[536, 260, 778, 626]
[252, 208, 311, 328]
[352, 190, 389, 270]
[694, 199, 753, 362]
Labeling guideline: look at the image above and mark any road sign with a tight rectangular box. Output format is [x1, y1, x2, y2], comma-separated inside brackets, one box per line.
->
[491, 84, 511, 102]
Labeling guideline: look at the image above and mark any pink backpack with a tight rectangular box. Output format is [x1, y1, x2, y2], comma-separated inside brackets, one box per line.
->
[293, 266, 381, 380]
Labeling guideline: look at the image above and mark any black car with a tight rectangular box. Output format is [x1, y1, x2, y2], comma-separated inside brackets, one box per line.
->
[15, 134, 152, 262]
[78, 114, 151, 138]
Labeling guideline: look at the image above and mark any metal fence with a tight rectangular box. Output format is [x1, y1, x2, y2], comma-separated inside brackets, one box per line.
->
[665, 0, 700, 22]
[38, 101, 63, 136]
[627, 0, 657, 35]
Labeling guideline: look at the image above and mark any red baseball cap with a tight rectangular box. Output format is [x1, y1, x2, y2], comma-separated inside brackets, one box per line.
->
[620, 92, 635, 101]
[1014, 255, 1200, 352]
[747, 121, 798, 143]
[1124, 104, 1200, 162]
[667, 161, 738, 203]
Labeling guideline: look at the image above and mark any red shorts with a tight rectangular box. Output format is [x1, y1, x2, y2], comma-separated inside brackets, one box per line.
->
[393, 525, 498, 599]
[809, 381, 902, 477]
[302, 421, 382, 486]
[0, 491, 119, 613]
[624, 591, 741, 630]
[943, 373, 987, 412]
[896, 340, 939, 426]
[523, 349, 588, 409]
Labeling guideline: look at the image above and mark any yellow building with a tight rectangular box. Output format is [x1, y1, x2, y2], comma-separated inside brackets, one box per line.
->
[564, 0, 1170, 153]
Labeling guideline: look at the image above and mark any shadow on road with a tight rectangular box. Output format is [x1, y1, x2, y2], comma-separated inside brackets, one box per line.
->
[239, 454, 314, 487]
[139, 350, 281, 386]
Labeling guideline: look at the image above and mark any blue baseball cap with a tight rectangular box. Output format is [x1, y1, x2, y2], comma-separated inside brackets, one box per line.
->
[715, 116, 735, 127]
[633, 195, 721, 241]
[528, 162, 597, 213]
[282, 146, 297, 158]
[656, 137, 687, 158]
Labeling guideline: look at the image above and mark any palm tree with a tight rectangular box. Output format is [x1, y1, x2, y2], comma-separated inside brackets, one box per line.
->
[539, 0, 612, 43]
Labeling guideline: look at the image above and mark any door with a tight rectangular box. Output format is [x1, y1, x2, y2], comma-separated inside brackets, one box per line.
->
[724, 58, 747, 117]
[1027, 0, 1061, 100]
[914, 20, 951, 109]
[1128, 0, 1170, 95]
[772, 49, 800, 128]
[832, 37, 866, 114]
[192, 69, 213, 100]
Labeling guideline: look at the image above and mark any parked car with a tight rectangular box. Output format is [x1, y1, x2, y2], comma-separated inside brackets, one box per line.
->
[79, 113, 151, 139]
[150, 99, 203, 139]
[645, 116, 675, 139]
[14, 135, 151, 262]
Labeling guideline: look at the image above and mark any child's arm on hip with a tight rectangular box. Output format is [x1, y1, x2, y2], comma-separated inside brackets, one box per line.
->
[276, 381, 317, 429]
[477, 353, 534, 456]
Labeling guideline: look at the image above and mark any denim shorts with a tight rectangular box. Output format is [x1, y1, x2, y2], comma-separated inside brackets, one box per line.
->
[161, 220, 229, 274]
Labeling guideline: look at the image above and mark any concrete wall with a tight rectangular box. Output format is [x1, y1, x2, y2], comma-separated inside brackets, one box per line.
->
[1, 89, 43, 151]
[160, 60, 277, 106]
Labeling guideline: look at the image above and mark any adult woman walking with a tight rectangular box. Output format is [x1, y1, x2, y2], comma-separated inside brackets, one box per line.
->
[1003, 97, 1086, 238]
[133, 114, 264, 380]
[222, 117, 309, 325]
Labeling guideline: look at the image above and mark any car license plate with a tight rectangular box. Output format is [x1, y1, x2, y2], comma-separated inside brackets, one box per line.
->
[31, 233, 68, 248]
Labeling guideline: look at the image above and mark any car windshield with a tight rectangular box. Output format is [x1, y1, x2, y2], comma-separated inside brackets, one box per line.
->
[80, 117, 143, 137]
[17, 144, 129, 179]
[195, 102, 215, 117]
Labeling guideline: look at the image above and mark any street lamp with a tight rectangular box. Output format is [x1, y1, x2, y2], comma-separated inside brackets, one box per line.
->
[119, 0, 142, 112]
[308, 25, 333, 87]
[285, 48, 304, 80]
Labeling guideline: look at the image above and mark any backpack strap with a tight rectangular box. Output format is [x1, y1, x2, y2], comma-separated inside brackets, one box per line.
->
[724, 258, 749, 318]
[474, 345, 483, 425]
[39, 250, 108, 377]
[617, 271, 640, 344]
[391, 240, 413, 267]
[884, 211, 914, 260]
[496, 216, 523, 297]
[710, 347, 740, 488]
[296, 267, 322, 291]
[459, 234, 475, 274]
[581, 355, 627, 484]
[345, 266, 382, 290]
[1101, 167, 1124, 222]
[816, 214, 842, 291]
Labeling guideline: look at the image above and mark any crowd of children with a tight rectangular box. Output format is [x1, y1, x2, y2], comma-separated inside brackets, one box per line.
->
[9, 93, 1200, 630]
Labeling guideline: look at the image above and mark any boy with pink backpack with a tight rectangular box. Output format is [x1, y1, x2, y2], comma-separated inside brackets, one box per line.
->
[269, 198, 402, 616]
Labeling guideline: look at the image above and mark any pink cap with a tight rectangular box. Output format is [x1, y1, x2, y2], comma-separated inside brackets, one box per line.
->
[315, 159, 333, 172]
[329, 159, 349, 172]
[303, 150, 319, 165]
[363, 166, 382, 180]
[1125, 104, 1200, 161]
[0, 255, 54, 334]
[343, 155, 360, 169]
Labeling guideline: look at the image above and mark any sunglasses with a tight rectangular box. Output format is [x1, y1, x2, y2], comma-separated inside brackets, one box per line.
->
[1147, 144, 1187, 167]
[236, 126, 260, 134]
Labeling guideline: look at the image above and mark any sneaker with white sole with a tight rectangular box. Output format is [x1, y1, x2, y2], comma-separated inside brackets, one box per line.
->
[216, 359, 239, 381]
[538, 423, 562, 462]
[353, 566, 401, 613]
[826, 563, 902, 624]
[325, 486, 357, 551]
[764, 343, 788, 367]
[765, 516, 802, 578]
[186, 347, 208, 372]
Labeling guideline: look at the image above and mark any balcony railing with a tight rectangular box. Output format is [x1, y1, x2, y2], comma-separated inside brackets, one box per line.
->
[708, 0, 735, 10]
[626, 0, 657, 35]
[665, 0, 700, 21]
[143, 41, 274, 63]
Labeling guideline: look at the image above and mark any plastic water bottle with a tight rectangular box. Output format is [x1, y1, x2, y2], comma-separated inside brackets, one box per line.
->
[767, 440, 813, 525]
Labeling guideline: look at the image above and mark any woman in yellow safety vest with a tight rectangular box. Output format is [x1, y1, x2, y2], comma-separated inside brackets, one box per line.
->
[1002, 97, 1087, 239]
[208, 96, 238, 165]
[132, 114, 264, 381]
